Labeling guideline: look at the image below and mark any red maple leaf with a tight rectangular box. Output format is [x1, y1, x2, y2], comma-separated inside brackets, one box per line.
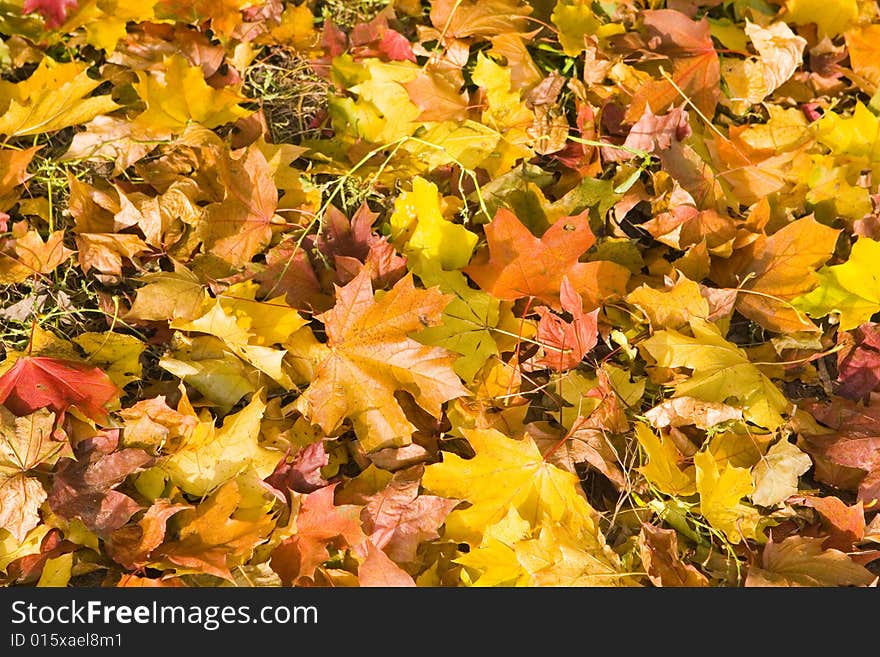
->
[533, 276, 600, 371]
[269, 484, 365, 585]
[22, 0, 79, 28]
[0, 356, 121, 423]
[836, 323, 880, 401]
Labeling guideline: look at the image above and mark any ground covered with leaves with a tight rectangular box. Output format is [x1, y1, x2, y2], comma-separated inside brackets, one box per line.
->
[1, 0, 880, 588]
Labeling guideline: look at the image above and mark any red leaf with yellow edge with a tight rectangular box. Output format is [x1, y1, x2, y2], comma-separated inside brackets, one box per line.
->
[0, 356, 121, 423]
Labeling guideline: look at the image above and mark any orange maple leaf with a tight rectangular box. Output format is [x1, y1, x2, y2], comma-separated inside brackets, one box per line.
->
[464, 208, 630, 311]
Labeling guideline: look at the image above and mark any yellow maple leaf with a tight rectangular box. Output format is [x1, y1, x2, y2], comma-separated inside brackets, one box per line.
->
[640, 319, 791, 430]
[455, 507, 533, 586]
[73, 332, 145, 388]
[389, 177, 478, 271]
[133, 54, 250, 132]
[80, 0, 162, 52]
[472, 53, 533, 132]
[161, 393, 281, 497]
[218, 281, 308, 346]
[815, 102, 880, 175]
[793, 236, 880, 331]
[422, 427, 601, 545]
[634, 422, 697, 497]
[158, 335, 260, 412]
[0, 525, 49, 573]
[329, 56, 421, 144]
[414, 262, 524, 383]
[784, 0, 858, 37]
[627, 275, 710, 331]
[551, 0, 601, 57]
[170, 287, 298, 389]
[265, 4, 318, 50]
[694, 450, 764, 544]
[513, 523, 627, 586]
[0, 58, 120, 137]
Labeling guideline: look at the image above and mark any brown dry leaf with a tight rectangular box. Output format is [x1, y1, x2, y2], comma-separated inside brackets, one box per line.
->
[566, 427, 627, 490]
[62, 116, 162, 174]
[75, 233, 149, 277]
[265, 441, 329, 496]
[0, 409, 63, 543]
[251, 237, 330, 313]
[48, 445, 153, 537]
[836, 323, 880, 401]
[107, 499, 191, 569]
[744, 21, 807, 97]
[0, 225, 74, 284]
[641, 203, 736, 253]
[0, 147, 39, 210]
[200, 144, 278, 267]
[798, 495, 865, 552]
[620, 106, 691, 158]
[118, 395, 198, 452]
[638, 523, 709, 587]
[800, 397, 880, 505]
[0, 474, 47, 544]
[361, 466, 458, 563]
[428, 0, 532, 41]
[745, 536, 875, 586]
[357, 540, 416, 587]
[710, 216, 839, 333]
[155, 479, 276, 581]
